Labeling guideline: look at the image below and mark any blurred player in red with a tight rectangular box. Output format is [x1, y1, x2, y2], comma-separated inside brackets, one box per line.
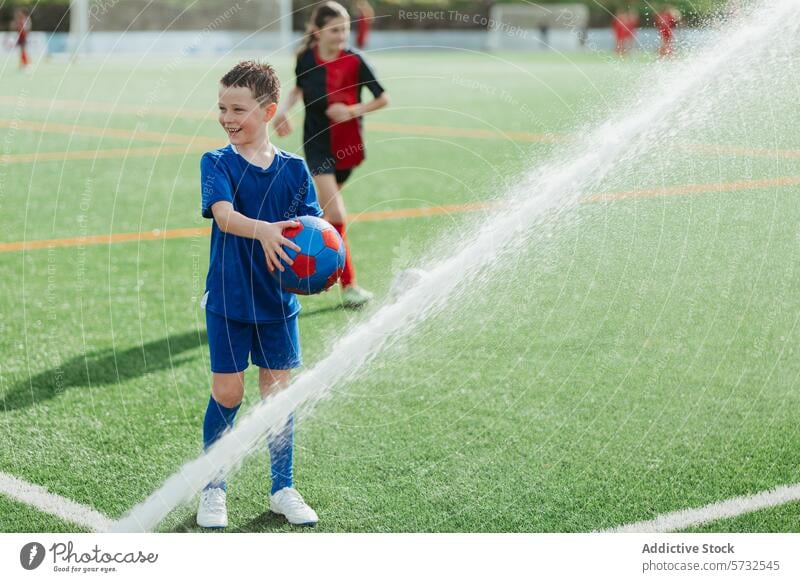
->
[656, 4, 681, 57]
[354, 0, 374, 50]
[273, 1, 389, 308]
[13, 8, 31, 68]
[612, 7, 639, 56]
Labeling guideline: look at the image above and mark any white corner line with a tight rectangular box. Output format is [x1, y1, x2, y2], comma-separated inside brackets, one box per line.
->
[0, 471, 111, 533]
[601, 482, 800, 533]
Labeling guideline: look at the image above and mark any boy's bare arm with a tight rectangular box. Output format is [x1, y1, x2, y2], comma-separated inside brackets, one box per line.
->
[210, 201, 301, 273]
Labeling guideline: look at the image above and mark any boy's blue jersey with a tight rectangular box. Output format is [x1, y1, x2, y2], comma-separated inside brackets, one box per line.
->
[201, 144, 323, 323]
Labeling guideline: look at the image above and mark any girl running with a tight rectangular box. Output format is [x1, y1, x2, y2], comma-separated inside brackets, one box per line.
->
[273, 1, 389, 309]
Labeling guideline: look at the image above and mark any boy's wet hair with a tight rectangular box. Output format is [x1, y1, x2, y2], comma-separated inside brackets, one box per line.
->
[220, 61, 280, 105]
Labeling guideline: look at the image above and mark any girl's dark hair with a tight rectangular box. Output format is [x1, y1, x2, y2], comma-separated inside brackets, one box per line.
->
[298, 1, 350, 54]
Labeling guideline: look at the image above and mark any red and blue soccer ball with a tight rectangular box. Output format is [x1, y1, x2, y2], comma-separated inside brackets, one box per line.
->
[272, 216, 345, 295]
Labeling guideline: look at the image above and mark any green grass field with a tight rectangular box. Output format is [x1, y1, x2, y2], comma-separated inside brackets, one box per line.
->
[1, 49, 799, 533]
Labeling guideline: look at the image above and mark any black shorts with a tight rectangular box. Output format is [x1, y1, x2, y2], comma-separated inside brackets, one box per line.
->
[334, 168, 352, 184]
[306, 151, 354, 184]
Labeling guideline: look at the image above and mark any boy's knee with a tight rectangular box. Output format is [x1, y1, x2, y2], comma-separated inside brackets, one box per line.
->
[213, 390, 243, 409]
[212, 374, 245, 408]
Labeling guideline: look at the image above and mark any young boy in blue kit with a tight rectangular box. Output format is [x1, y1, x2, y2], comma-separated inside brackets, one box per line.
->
[198, 60, 322, 528]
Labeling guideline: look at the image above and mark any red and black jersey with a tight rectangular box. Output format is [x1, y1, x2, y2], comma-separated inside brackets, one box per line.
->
[295, 47, 385, 173]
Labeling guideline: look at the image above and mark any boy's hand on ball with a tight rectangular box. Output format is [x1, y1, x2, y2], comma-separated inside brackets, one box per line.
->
[325, 103, 353, 123]
[272, 113, 292, 137]
[259, 221, 301, 273]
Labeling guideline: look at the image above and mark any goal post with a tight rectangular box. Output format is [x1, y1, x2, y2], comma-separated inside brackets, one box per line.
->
[67, 0, 294, 56]
[487, 3, 590, 51]
[67, 0, 88, 57]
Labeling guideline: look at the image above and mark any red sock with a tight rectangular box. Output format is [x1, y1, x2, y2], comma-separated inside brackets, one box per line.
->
[20, 49, 28, 67]
[331, 222, 356, 288]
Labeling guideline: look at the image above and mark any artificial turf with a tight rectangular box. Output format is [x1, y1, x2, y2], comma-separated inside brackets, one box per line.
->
[1, 49, 799, 532]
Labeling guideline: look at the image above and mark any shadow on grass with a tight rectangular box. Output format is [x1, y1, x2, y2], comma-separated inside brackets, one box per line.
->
[2, 329, 208, 412]
[298, 303, 346, 318]
[4, 300, 351, 412]
[168, 510, 289, 533]
[236, 510, 292, 532]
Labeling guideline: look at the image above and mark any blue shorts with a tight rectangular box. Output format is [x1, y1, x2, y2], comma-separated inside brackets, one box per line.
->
[206, 310, 302, 373]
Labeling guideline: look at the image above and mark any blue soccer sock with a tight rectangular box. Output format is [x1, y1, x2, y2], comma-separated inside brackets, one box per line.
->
[203, 395, 241, 491]
[268, 415, 294, 494]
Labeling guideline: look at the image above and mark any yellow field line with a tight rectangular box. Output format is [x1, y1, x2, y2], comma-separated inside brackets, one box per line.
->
[368, 121, 564, 143]
[6, 96, 800, 159]
[0, 205, 495, 253]
[0, 95, 563, 148]
[356, 201, 496, 221]
[0, 118, 220, 147]
[0, 97, 562, 143]
[682, 143, 800, 160]
[2, 176, 798, 254]
[0, 144, 207, 164]
[584, 175, 800, 202]
[0, 227, 211, 252]
[0, 96, 212, 120]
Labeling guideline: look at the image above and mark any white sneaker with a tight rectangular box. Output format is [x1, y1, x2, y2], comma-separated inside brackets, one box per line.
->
[269, 487, 318, 526]
[341, 285, 373, 309]
[197, 487, 228, 528]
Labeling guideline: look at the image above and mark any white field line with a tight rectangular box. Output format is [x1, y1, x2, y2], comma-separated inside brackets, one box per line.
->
[602, 483, 800, 533]
[0, 471, 111, 532]
[2, 470, 799, 533]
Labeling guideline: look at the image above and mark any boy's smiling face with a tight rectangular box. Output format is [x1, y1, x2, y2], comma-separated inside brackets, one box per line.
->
[217, 85, 276, 146]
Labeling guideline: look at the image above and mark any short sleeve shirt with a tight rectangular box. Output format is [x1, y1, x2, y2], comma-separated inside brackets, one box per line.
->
[201, 145, 323, 322]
